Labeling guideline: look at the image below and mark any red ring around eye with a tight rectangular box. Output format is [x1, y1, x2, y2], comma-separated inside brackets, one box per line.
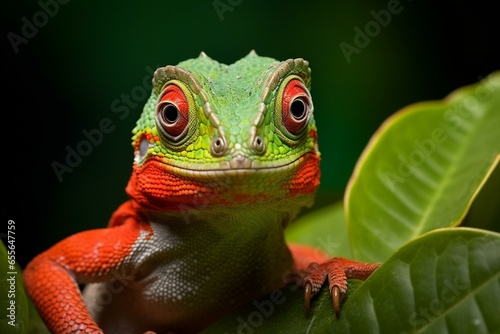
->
[282, 79, 310, 135]
[157, 85, 189, 138]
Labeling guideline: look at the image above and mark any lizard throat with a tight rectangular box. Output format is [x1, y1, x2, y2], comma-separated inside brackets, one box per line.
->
[126, 152, 321, 211]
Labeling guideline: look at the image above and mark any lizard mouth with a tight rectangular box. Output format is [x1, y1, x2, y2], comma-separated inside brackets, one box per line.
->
[164, 153, 311, 179]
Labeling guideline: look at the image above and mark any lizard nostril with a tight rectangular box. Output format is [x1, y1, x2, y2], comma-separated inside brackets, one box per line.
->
[251, 136, 266, 155]
[210, 136, 227, 157]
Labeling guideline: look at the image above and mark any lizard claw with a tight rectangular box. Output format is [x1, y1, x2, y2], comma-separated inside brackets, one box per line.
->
[331, 285, 342, 318]
[300, 257, 381, 317]
[304, 282, 312, 316]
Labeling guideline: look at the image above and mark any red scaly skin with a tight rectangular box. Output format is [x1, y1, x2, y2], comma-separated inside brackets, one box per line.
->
[288, 150, 321, 197]
[23, 202, 149, 334]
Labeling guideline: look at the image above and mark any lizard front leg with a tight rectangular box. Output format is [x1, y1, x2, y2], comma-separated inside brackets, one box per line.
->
[288, 244, 381, 317]
[24, 203, 149, 334]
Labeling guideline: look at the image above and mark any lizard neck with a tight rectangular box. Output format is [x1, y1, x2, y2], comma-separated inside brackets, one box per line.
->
[142, 198, 309, 228]
[116, 201, 296, 331]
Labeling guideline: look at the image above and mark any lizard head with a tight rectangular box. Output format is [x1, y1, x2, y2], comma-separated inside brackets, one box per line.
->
[127, 51, 321, 212]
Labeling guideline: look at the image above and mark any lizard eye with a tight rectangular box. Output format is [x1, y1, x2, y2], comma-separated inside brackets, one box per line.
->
[156, 84, 189, 141]
[281, 79, 312, 136]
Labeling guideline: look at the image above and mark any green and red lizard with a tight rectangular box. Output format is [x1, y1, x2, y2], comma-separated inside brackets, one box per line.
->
[24, 51, 381, 334]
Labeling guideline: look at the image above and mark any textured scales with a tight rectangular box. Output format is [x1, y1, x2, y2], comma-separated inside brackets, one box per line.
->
[24, 52, 380, 334]
[129, 51, 319, 211]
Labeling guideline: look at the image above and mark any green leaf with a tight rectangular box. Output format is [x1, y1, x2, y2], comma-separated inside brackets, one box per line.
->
[329, 228, 500, 334]
[203, 228, 500, 334]
[345, 72, 500, 262]
[285, 201, 352, 258]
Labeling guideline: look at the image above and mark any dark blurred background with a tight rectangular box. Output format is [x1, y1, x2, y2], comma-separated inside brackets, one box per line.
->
[2, 0, 498, 268]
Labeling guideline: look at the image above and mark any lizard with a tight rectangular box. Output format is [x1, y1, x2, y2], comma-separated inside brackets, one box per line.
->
[24, 51, 381, 334]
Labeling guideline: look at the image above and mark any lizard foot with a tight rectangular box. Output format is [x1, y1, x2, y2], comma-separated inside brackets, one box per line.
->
[302, 257, 381, 317]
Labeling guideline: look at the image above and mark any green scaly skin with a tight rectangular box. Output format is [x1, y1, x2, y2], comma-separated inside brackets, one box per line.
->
[134, 51, 316, 167]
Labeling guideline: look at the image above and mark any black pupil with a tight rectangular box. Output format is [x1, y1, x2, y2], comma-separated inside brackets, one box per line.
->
[163, 104, 179, 123]
[290, 99, 306, 119]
